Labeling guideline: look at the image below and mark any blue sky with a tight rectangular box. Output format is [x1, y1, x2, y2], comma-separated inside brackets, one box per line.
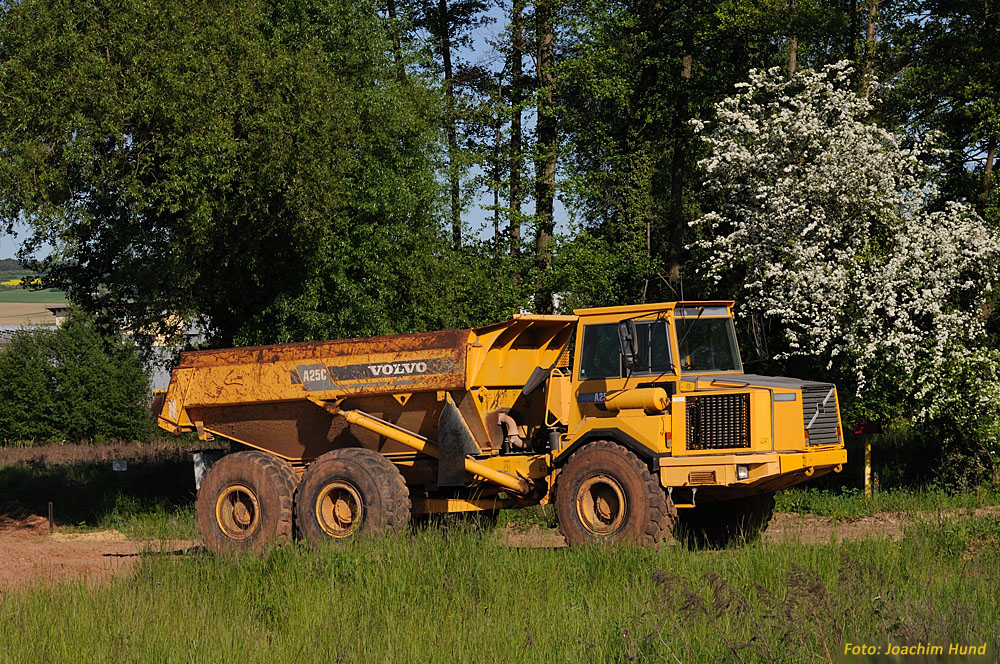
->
[1, 228, 22, 260]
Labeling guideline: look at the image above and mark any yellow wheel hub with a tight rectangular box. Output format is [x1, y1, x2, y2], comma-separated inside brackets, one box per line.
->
[576, 474, 627, 536]
[316, 481, 364, 539]
[216, 484, 261, 540]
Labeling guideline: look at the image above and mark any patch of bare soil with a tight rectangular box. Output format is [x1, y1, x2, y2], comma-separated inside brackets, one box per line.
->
[0, 302, 62, 326]
[501, 506, 1000, 549]
[0, 521, 198, 592]
[764, 511, 909, 544]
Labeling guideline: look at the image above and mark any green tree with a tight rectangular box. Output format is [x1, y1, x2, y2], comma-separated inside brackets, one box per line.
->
[549, 0, 919, 311]
[0, 329, 56, 442]
[411, 0, 495, 250]
[878, 0, 999, 221]
[0, 312, 153, 443]
[553, 1, 786, 307]
[0, 0, 455, 347]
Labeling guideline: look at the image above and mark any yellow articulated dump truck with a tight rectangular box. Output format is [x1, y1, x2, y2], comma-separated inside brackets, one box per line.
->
[156, 301, 846, 552]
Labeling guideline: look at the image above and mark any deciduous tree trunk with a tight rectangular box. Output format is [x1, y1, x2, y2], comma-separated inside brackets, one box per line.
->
[510, 0, 524, 259]
[439, 0, 462, 249]
[534, 0, 556, 313]
[862, 0, 879, 96]
[788, 0, 798, 76]
[667, 36, 693, 288]
[985, 134, 996, 201]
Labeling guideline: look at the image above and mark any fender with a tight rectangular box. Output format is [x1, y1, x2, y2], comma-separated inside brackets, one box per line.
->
[552, 424, 668, 468]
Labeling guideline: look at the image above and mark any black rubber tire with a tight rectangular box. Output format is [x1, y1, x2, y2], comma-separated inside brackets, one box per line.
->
[676, 493, 775, 549]
[555, 440, 675, 546]
[295, 447, 411, 545]
[195, 451, 298, 555]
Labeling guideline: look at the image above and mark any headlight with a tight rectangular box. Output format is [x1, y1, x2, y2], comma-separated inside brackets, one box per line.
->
[736, 465, 749, 480]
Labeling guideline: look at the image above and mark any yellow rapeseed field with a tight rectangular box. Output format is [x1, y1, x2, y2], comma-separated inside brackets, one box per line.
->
[0, 277, 41, 287]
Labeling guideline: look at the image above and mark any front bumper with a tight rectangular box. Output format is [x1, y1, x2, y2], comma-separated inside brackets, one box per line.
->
[658, 447, 847, 489]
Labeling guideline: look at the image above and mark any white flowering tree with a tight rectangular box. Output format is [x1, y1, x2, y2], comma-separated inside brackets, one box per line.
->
[691, 63, 1000, 441]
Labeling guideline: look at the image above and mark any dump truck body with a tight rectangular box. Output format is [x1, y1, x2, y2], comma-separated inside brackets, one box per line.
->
[158, 301, 846, 550]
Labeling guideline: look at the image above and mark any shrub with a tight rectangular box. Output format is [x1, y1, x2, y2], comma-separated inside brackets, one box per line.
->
[0, 311, 153, 443]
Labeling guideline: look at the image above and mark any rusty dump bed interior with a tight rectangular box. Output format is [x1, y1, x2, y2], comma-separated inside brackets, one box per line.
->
[157, 315, 576, 462]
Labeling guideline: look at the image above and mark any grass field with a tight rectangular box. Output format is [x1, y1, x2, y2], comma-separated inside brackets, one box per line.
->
[0, 288, 67, 303]
[774, 485, 1000, 518]
[0, 456, 997, 662]
[0, 515, 996, 663]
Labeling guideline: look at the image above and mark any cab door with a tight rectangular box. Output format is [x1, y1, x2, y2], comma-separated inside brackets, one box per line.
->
[573, 318, 676, 422]
[575, 321, 628, 420]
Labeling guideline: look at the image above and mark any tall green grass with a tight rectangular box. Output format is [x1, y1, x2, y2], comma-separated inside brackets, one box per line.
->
[0, 457, 198, 540]
[775, 485, 1000, 519]
[1, 516, 996, 663]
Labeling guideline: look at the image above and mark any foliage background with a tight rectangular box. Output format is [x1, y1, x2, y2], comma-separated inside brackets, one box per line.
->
[0, 312, 152, 443]
[0, 0, 997, 482]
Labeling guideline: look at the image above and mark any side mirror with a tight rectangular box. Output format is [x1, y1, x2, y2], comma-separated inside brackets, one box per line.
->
[618, 319, 640, 371]
[748, 314, 769, 363]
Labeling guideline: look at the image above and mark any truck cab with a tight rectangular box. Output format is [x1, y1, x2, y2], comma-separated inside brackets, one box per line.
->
[549, 301, 846, 497]
[522, 301, 846, 546]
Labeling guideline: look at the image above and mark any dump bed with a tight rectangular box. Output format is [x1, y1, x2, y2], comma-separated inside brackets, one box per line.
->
[157, 315, 576, 462]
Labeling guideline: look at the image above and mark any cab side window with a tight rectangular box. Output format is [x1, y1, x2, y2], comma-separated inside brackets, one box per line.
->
[579, 323, 622, 380]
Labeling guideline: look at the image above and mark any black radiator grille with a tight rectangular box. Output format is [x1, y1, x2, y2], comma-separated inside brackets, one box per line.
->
[686, 394, 751, 450]
[802, 384, 839, 446]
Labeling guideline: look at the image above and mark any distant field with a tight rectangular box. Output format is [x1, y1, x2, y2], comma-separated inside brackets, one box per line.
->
[0, 302, 62, 326]
[0, 288, 67, 303]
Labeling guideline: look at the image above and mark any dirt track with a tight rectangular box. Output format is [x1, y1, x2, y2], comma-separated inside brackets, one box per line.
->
[2, 506, 997, 591]
[0, 515, 196, 592]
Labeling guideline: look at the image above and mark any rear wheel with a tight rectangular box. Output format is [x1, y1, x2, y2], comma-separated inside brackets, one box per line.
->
[295, 448, 411, 545]
[196, 451, 297, 554]
[676, 493, 775, 548]
[555, 440, 674, 546]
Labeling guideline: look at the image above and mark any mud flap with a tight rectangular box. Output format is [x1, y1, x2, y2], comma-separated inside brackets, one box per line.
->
[437, 400, 479, 487]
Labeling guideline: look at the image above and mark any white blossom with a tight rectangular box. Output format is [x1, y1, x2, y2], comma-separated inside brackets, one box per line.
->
[691, 62, 1000, 429]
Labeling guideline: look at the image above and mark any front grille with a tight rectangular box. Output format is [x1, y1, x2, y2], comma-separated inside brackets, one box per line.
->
[686, 394, 751, 450]
[802, 384, 839, 446]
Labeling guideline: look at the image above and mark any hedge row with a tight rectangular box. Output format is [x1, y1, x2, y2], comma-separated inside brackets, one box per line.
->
[0, 312, 153, 443]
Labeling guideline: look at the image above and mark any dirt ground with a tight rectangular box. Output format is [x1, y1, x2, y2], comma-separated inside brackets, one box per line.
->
[0, 442, 218, 592]
[0, 514, 196, 592]
[0, 440, 225, 466]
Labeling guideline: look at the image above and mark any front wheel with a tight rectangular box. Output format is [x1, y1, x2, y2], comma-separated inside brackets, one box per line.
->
[295, 447, 411, 545]
[555, 440, 675, 546]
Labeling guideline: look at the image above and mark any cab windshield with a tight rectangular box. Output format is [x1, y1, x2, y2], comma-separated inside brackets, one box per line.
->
[675, 315, 742, 373]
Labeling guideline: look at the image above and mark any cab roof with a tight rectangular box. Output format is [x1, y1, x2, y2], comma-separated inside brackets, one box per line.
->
[573, 300, 735, 316]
